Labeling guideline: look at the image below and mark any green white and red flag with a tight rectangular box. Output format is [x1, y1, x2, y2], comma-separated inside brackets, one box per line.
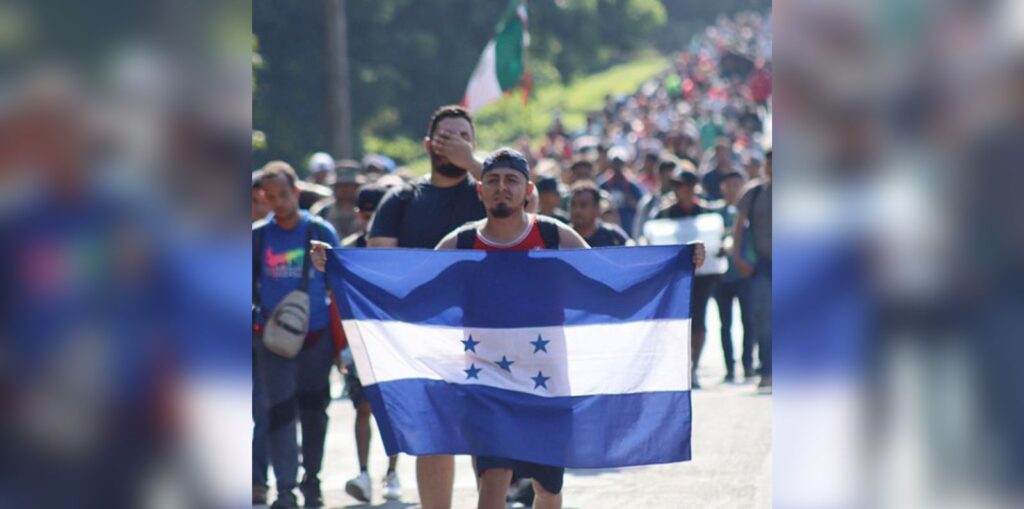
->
[462, 0, 530, 112]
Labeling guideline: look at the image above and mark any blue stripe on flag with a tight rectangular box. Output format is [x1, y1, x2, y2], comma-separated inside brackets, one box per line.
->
[364, 378, 692, 468]
[326, 245, 694, 328]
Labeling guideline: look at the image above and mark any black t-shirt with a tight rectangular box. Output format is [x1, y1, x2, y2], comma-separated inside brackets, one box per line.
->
[701, 168, 728, 201]
[368, 176, 486, 248]
[584, 221, 631, 247]
[656, 202, 709, 219]
[540, 209, 570, 224]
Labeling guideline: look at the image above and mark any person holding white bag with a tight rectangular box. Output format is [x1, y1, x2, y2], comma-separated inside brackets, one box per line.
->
[253, 161, 340, 509]
[656, 166, 719, 389]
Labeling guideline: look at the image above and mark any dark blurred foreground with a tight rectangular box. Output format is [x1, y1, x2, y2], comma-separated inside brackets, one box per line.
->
[0, 0, 251, 507]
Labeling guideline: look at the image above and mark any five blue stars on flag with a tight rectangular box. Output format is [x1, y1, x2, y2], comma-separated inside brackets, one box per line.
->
[463, 333, 551, 391]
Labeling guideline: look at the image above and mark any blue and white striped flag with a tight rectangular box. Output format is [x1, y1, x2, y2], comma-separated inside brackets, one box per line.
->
[325, 245, 694, 468]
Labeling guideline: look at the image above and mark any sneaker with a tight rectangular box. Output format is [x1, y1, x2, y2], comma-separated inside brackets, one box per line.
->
[691, 371, 702, 389]
[270, 490, 299, 509]
[253, 484, 268, 505]
[299, 475, 323, 508]
[758, 375, 772, 391]
[722, 372, 736, 384]
[382, 471, 402, 500]
[345, 472, 372, 503]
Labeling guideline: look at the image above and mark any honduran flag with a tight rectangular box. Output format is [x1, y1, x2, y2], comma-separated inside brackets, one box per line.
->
[325, 245, 694, 468]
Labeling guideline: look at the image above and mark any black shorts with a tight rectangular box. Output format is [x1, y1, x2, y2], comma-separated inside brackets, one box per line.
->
[344, 369, 367, 408]
[474, 456, 564, 495]
[690, 275, 720, 332]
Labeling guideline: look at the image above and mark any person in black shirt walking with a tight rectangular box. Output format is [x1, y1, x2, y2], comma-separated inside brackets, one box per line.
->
[657, 167, 718, 389]
[367, 105, 486, 250]
[364, 105, 486, 509]
[569, 181, 633, 247]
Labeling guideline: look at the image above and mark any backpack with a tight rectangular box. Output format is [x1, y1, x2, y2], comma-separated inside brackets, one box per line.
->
[454, 215, 561, 250]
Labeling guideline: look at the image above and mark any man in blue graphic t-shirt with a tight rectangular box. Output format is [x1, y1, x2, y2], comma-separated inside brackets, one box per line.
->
[253, 161, 340, 509]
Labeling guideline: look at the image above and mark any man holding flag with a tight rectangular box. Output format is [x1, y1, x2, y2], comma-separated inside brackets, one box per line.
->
[434, 148, 587, 509]
[311, 148, 705, 508]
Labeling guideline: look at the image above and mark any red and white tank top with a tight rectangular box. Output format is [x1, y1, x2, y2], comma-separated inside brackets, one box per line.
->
[472, 215, 548, 251]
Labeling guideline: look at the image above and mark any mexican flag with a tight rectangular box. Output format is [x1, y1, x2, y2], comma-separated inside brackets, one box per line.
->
[462, 0, 530, 112]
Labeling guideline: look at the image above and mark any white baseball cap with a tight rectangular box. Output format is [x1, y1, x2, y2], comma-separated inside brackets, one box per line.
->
[608, 146, 632, 162]
[309, 152, 334, 175]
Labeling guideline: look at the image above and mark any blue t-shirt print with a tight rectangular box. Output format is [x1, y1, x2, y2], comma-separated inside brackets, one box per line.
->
[255, 212, 339, 331]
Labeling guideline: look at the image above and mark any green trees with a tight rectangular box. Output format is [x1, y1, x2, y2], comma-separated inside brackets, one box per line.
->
[252, 0, 767, 170]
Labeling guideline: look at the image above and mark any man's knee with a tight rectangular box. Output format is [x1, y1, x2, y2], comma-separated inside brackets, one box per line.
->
[534, 479, 554, 495]
[477, 468, 513, 509]
[533, 479, 563, 507]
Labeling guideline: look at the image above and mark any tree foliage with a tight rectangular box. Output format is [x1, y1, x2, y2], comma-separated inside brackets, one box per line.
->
[252, 0, 766, 170]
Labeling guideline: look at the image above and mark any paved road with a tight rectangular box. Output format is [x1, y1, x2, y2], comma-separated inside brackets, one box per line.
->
[260, 300, 772, 508]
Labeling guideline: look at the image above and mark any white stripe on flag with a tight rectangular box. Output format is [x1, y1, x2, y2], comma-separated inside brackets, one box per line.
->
[343, 319, 692, 397]
[462, 40, 502, 113]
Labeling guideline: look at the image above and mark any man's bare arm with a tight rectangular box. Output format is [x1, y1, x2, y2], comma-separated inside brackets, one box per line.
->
[434, 230, 459, 250]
